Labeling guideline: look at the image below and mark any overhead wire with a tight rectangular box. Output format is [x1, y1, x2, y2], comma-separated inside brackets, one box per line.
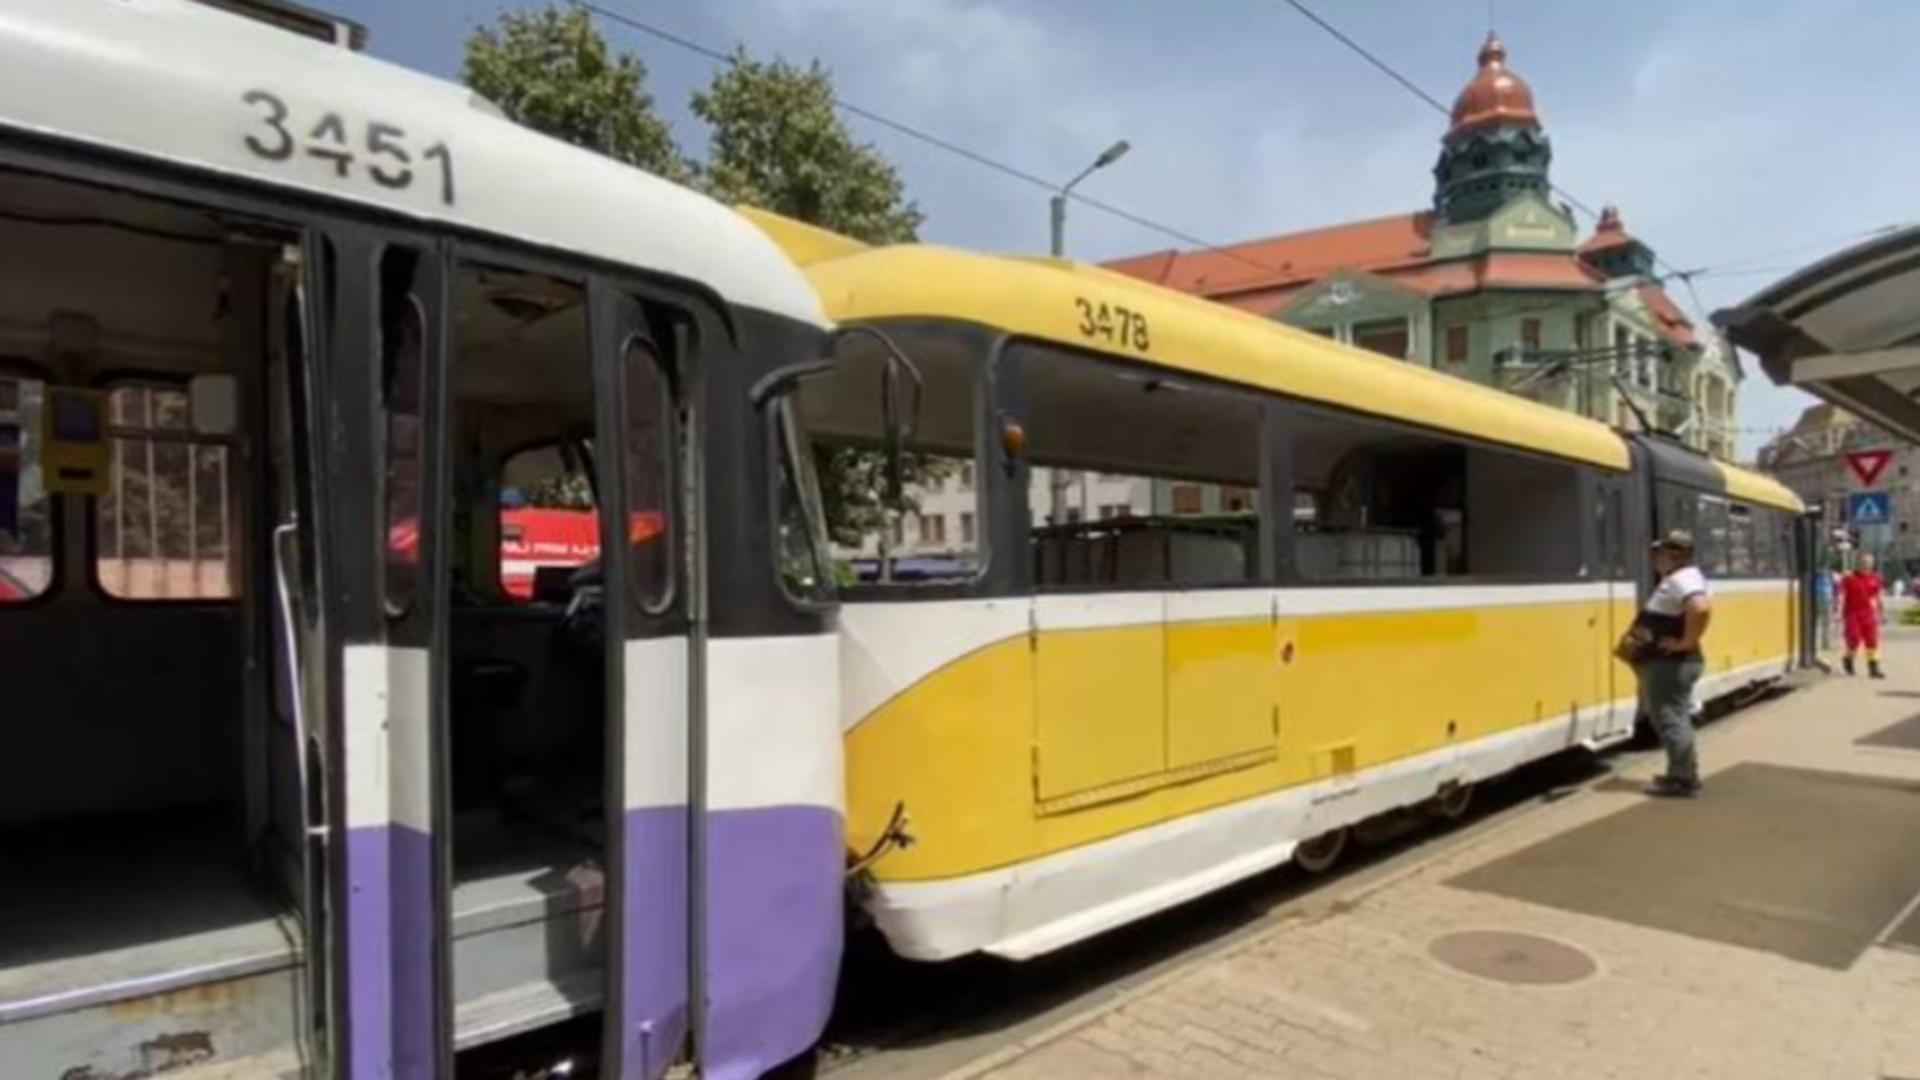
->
[574, 0, 1811, 354]
[570, 0, 1295, 281]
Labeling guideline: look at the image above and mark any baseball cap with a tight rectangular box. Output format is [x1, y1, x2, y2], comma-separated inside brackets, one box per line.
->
[1650, 528, 1695, 553]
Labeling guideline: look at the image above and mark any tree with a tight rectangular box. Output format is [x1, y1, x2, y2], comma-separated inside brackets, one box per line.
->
[692, 53, 922, 244]
[691, 56, 931, 549]
[463, 5, 689, 182]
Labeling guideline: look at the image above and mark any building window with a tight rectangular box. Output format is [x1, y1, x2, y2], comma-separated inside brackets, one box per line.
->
[920, 512, 946, 544]
[1520, 318, 1541, 353]
[97, 383, 236, 600]
[960, 511, 975, 543]
[1170, 484, 1204, 514]
[0, 372, 52, 603]
[1352, 318, 1410, 360]
[1613, 325, 1631, 376]
[1445, 325, 1469, 365]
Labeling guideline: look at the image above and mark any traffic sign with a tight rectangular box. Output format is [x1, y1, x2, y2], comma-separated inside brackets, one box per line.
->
[1847, 491, 1892, 524]
[1848, 449, 1893, 486]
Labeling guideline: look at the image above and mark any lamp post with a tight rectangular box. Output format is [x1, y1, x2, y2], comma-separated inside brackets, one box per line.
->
[1049, 139, 1130, 257]
[1044, 140, 1130, 525]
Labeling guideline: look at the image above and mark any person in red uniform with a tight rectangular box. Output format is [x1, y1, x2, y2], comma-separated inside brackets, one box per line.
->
[1840, 553, 1885, 679]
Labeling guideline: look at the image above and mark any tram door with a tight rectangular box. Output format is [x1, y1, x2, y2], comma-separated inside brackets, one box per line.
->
[1595, 474, 1632, 740]
[588, 283, 693, 1080]
[266, 244, 336, 1075]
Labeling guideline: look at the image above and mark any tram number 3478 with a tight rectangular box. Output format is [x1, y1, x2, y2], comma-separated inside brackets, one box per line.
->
[1074, 297, 1150, 353]
[241, 90, 457, 206]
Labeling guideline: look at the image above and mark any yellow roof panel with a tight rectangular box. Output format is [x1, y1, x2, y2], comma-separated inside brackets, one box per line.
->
[1715, 461, 1804, 512]
[784, 240, 1631, 470]
[736, 206, 871, 266]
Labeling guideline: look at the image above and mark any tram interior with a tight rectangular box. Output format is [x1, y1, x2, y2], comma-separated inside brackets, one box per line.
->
[0, 171, 296, 1026]
[0, 166, 616, 1034]
[443, 263, 612, 1016]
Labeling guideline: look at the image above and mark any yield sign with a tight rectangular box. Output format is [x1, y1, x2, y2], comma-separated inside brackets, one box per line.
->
[1848, 449, 1893, 487]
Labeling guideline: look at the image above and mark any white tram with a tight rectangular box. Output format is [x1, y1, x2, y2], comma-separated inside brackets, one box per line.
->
[0, 2, 843, 1078]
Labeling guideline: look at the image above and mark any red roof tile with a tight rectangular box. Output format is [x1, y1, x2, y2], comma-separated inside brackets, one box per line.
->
[1636, 283, 1697, 347]
[1105, 212, 1435, 297]
[1579, 204, 1637, 255]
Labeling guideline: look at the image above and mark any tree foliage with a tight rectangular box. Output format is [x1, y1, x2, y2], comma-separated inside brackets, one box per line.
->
[464, 9, 933, 551]
[463, 5, 689, 182]
[692, 52, 922, 244]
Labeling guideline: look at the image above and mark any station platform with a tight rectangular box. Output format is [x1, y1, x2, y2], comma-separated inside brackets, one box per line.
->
[940, 634, 1920, 1080]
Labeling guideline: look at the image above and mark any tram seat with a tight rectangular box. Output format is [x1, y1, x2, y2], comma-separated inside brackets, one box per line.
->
[1296, 529, 1421, 581]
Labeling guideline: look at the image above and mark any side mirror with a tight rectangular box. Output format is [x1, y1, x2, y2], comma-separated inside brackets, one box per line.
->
[824, 326, 925, 509]
[749, 359, 839, 410]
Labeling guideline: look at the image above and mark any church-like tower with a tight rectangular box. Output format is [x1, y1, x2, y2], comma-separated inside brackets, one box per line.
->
[1433, 34, 1551, 223]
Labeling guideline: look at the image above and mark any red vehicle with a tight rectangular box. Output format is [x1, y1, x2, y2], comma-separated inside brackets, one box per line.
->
[384, 507, 663, 600]
[0, 562, 29, 602]
[499, 507, 602, 600]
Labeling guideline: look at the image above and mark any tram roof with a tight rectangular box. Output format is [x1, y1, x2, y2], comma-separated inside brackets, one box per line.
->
[748, 214, 1630, 471]
[1714, 461, 1803, 513]
[0, 0, 821, 327]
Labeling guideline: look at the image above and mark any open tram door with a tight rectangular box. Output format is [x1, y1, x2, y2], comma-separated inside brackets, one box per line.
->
[271, 230, 461, 1079]
[264, 238, 338, 1077]
[587, 283, 695, 1080]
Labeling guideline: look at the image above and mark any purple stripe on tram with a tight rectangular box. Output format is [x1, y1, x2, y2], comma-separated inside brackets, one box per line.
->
[619, 804, 690, 1080]
[702, 804, 843, 1080]
[344, 823, 437, 1080]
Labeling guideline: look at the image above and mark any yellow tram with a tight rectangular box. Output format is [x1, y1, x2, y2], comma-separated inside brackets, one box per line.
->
[748, 211, 1802, 962]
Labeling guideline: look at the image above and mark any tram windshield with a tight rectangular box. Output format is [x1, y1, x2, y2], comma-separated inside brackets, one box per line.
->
[790, 323, 987, 588]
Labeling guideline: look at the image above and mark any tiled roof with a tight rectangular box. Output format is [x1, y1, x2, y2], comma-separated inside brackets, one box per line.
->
[1579, 205, 1636, 255]
[1105, 212, 1435, 296]
[1635, 283, 1697, 347]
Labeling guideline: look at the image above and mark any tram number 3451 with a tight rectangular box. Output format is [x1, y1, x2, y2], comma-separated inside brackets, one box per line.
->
[1074, 297, 1150, 353]
[241, 90, 456, 206]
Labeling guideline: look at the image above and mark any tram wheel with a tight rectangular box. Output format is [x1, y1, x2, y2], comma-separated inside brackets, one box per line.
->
[1429, 781, 1474, 822]
[1293, 827, 1349, 874]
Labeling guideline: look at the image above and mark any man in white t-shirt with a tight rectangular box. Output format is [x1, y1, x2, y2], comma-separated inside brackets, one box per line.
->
[1631, 529, 1713, 797]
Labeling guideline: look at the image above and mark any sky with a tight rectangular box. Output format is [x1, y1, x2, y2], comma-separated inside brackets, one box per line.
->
[322, 0, 1920, 459]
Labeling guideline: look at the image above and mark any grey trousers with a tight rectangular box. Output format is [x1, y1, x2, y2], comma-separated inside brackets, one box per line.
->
[1639, 655, 1705, 783]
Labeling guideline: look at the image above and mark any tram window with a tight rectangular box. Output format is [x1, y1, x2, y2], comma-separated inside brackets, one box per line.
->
[1463, 446, 1582, 578]
[0, 372, 53, 603]
[793, 326, 985, 587]
[773, 398, 834, 602]
[452, 263, 595, 606]
[1290, 406, 1581, 582]
[1727, 503, 1756, 576]
[498, 444, 597, 602]
[96, 382, 235, 600]
[620, 338, 673, 613]
[1290, 407, 1460, 581]
[1695, 494, 1731, 575]
[1017, 345, 1262, 589]
[1750, 507, 1778, 576]
[380, 248, 428, 618]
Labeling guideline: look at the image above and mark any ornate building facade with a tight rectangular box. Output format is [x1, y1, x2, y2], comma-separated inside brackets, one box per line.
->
[1108, 34, 1741, 460]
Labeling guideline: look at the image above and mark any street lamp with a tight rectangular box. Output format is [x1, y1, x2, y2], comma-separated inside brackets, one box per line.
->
[1049, 139, 1130, 257]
